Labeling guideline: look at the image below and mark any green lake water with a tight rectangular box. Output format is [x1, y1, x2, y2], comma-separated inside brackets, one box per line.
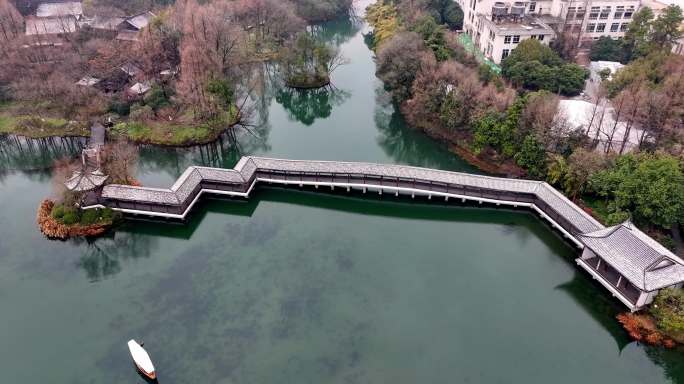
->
[1, 3, 683, 383]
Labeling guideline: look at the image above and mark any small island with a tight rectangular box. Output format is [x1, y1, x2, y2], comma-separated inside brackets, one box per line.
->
[37, 140, 138, 239]
[280, 32, 346, 89]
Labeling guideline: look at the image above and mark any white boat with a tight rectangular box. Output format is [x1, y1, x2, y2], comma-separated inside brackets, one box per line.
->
[127, 339, 156, 380]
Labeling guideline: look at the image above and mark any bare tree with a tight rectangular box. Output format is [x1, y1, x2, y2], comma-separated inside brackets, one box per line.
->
[102, 140, 139, 185]
[0, 0, 23, 42]
[178, 0, 246, 117]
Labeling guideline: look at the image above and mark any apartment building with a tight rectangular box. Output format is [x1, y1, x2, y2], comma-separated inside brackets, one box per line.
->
[456, 0, 643, 64]
[561, 0, 640, 41]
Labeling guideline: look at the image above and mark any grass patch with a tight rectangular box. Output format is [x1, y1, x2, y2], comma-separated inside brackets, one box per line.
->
[0, 114, 17, 133]
[112, 121, 219, 146]
[0, 113, 88, 138]
[50, 204, 119, 226]
[112, 106, 239, 146]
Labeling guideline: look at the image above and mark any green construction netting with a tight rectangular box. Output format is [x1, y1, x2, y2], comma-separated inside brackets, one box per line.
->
[457, 34, 502, 74]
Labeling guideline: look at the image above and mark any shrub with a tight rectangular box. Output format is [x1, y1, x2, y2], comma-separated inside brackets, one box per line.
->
[51, 204, 65, 220]
[130, 104, 155, 121]
[514, 134, 547, 179]
[651, 288, 684, 335]
[108, 99, 131, 116]
[590, 36, 627, 63]
[80, 209, 100, 225]
[61, 207, 80, 225]
[101, 208, 114, 221]
[144, 85, 173, 111]
[411, 16, 453, 61]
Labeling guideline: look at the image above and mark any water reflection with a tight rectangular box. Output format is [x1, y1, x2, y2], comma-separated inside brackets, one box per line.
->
[0, 135, 85, 178]
[373, 88, 479, 172]
[646, 345, 684, 384]
[556, 276, 631, 352]
[275, 86, 351, 126]
[75, 230, 157, 281]
[309, 14, 363, 46]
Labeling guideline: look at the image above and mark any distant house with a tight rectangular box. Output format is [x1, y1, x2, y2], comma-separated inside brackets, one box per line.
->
[27, 1, 82, 35]
[115, 11, 155, 42]
[35, 1, 83, 19]
[129, 82, 151, 96]
[94, 69, 130, 94]
[121, 11, 155, 31]
[84, 15, 125, 31]
[120, 62, 142, 77]
[25, 16, 76, 35]
[115, 30, 140, 41]
[76, 76, 100, 87]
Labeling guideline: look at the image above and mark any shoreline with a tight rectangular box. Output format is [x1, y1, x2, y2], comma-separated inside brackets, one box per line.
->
[2, 111, 242, 148]
[285, 76, 332, 90]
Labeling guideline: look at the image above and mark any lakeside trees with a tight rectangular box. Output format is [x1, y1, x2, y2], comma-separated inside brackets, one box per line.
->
[367, 0, 684, 246]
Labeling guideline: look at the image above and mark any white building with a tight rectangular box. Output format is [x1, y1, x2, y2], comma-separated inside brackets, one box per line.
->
[27, 2, 83, 36]
[456, 0, 644, 63]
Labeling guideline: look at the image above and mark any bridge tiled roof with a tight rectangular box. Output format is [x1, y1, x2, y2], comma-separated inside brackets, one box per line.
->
[98, 156, 682, 294]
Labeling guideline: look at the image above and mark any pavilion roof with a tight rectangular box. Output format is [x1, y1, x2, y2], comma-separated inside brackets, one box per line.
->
[579, 222, 684, 290]
[65, 169, 108, 192]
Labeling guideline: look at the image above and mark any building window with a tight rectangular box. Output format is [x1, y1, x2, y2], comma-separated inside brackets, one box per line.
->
[502, 49, 510, 60]
[576, 11, 585, 19]
[538, 34, 544, 41]
[589, 6, 599, 19]
[610, 23, 619, 32]
[529, 1, 536, 12]
[600, 10, 610, 19]
[586, 23, 596, 32]
[512, 35, 520, 43]
[504, 35, 511, 44]
[620, 23, 629, 32]
[596, 23, 606, 32]
[624, 9, 633, 19]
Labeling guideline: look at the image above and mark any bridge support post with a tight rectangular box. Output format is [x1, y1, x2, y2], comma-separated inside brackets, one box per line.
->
[445, 196, 449, 202]
[478, 200, 482, 204]
[411, 192, 415, 199]
[428, 194, 431, 200]
[299, 184, 303, 188]
[363, 188, 366, 194]
[379, 189, 382, 195]
[346, 186, 350, 192]
[315, 185, 318, 189]
[461, 198, 466, 203]
[395, 191, 398, 197]
[331, 185, 334, 191]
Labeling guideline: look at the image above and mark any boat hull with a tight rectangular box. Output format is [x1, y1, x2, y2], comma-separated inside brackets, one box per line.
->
[135, 363, 156, 380]
[128, 339, 156, 381]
